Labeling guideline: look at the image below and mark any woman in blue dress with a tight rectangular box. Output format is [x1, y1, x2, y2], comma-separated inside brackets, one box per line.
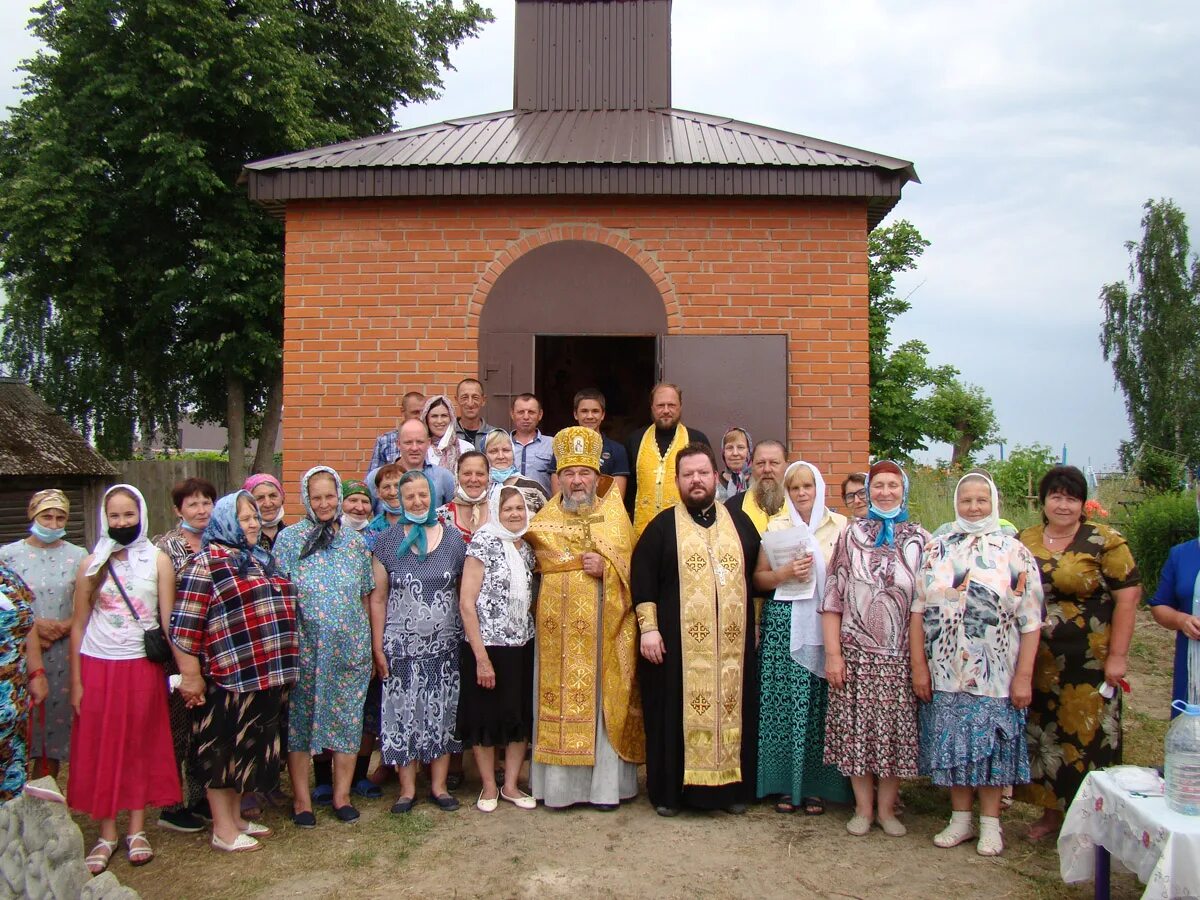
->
[1149, 488, 1200, 715]
[370, 471, 467, 814]
[274, 466, 374, 826]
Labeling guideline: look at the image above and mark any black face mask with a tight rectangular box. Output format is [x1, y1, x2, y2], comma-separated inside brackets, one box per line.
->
[107, 524, 140, 546]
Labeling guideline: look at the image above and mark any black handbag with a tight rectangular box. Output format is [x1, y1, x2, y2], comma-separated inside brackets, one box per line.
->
[106, 561, 173, 664]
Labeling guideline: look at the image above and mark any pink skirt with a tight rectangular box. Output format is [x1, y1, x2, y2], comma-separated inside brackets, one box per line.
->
[67, 655, 181, 819]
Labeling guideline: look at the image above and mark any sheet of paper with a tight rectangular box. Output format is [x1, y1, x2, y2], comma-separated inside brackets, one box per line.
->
[760, 526, 815, 600]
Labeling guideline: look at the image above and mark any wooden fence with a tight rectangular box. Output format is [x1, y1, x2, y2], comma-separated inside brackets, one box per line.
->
[110, 459, 282, 539]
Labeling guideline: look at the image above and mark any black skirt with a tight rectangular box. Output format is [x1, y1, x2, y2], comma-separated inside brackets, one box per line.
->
[192, 683, 286, 793]
[455, 642, 533, 748]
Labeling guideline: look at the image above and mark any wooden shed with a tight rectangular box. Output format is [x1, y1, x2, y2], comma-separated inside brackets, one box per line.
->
[0, 378, 117, 549]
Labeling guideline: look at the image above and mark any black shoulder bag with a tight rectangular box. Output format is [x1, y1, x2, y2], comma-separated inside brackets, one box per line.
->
[106, 561, 173, 664]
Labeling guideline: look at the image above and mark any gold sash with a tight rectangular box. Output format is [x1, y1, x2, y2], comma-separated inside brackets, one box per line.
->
[525, 476, 645, 766]
[633, 425, 690, 537]
[675, 503, 747, 786]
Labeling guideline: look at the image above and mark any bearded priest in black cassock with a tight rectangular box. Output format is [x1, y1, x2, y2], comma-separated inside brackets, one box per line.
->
[630, 442, 761, 816]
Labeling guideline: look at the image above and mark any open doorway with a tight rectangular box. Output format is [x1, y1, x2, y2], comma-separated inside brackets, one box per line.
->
[535, 335, 657, 441]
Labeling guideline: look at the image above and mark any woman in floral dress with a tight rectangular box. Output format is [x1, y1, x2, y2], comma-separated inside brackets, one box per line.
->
[1, 562, 47, 804]
[370, 471, 467, 814]
[1016, 465, 1140, 841]
[273, 467, 374, 826]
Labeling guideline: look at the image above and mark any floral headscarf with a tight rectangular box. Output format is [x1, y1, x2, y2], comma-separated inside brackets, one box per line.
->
[422, 395, 462, 471]
[477, 485, 533, 626]
[299, 466, 342, 560]
[783, 461, 830, 677]
[203, 490, 275, 576]
[719, 426, 754, 495]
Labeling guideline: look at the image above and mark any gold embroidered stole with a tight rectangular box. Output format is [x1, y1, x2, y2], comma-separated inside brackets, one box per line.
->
[740, 487, 789, 536]
[674, 503, 747, 786]
[633, 425, 690, 537]
[525, 477, 645, 766]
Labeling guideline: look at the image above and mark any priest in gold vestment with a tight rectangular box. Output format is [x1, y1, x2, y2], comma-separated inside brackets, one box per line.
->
[631, 443, 761, 816]
[526, 427, 645, 809]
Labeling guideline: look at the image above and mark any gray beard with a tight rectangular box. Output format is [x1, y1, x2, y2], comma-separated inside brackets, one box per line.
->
[753, 479, 784, 515]
[561, 490, 597, 513]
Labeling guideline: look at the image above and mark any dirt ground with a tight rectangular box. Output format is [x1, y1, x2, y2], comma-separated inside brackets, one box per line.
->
[102, 611, 1174, 900]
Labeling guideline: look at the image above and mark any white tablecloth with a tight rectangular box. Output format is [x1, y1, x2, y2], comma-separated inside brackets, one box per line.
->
[1060, 769, 1200, 900]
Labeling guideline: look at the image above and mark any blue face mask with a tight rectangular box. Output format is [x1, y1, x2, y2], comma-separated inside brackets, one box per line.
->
[30, 522, 66, 543]
[402, 508, 428, 525]
[381, 499, 403, 515]
[180, 519, 205, 534]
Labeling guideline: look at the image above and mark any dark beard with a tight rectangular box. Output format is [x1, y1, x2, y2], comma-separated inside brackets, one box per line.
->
[753, 479, 784, 515]
[683, 487, 716, 511]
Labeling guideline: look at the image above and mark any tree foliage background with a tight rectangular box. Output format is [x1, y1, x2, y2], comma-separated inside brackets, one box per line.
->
[1100, 198, 1200, 468]
[0, 0, 490, 475]
[868, 220, 999, 463]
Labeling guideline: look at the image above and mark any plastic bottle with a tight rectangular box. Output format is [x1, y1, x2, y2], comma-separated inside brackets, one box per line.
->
[1164, 699, 1200, 816]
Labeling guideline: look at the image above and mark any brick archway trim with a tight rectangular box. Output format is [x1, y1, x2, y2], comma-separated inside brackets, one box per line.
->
[465, 224, 681, 331]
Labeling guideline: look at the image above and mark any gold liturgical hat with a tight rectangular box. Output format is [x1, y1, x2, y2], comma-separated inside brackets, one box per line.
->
[553, 427, 603, 473]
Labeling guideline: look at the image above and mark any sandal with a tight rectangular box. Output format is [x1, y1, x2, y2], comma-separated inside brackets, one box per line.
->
[240, 793, 263, 819]
[239, 821, 272, 837]
[774, 798, 797, 814]
[85, 837, 117, 875]
[311, 784, 334, 806]
[352, 778, 383, 799]
[125, 831, 154, 867]
[211, 832, 261, 853]
[802, 797, 825, 816]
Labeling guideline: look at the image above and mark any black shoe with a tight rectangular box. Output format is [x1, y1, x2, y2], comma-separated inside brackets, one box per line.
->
[725, 803, 748, 815]
[333, 804, 360, 823]
[593, 803, 619, 812]
[445, 772, 463, 791]
[655, 805, 680, 818]
[390, 797, 415, 815]
[291, 811, 317, 829]
[157, 808, 206, 833]
[429, 792, 460, 812]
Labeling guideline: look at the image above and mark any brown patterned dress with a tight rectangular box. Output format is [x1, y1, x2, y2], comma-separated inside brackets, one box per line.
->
[1015, 523, 1140, 811]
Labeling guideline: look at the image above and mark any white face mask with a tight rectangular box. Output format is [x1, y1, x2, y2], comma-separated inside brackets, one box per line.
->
[341, 512, 370, 532]
[262, 506, 286, 527]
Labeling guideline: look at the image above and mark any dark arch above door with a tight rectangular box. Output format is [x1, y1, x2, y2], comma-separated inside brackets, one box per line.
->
[478, 240, 668, 430]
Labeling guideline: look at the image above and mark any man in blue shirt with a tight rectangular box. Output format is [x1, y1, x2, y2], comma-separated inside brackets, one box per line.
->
[570, 388, 630, 498]
[396, 418, 455, 502]
[366, 391, 425, 473]
[510, 393, 556, 494]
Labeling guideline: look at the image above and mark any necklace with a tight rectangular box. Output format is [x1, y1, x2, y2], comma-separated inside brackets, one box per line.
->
[1044, 526, 1078, 544]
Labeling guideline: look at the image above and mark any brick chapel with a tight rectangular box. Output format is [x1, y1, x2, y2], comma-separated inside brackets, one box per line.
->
[242, 0, 918, 491]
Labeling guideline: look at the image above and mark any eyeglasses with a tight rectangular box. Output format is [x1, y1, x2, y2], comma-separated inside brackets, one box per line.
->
[843, 489, 867, 504]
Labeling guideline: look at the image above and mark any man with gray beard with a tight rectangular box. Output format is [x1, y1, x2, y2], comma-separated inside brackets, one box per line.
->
[724, 440, 791, 536]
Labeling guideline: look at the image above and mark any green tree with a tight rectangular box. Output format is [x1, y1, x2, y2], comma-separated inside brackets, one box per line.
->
[1099, 198, 1200, 467]
[0, 0, 490, 475]
[925, 378, 1001, 466]
[868, 220, 958, 459]
[981, 443, 1057, 509]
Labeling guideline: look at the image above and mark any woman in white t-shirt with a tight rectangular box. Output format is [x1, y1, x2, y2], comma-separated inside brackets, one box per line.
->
[67, 484, 180, 874]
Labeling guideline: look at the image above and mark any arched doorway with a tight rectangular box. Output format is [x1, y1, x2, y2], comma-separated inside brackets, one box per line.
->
[478, 240, 667, 439]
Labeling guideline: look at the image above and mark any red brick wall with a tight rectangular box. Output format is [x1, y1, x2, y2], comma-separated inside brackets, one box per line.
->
[281, 196, 869, 494]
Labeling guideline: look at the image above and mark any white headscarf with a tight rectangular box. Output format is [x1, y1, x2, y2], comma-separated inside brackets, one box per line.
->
[783, 461, 829, 678]
[86, 483, 158, 580]
[476, 485, 533, 625]
[949, 473, 1000, 537]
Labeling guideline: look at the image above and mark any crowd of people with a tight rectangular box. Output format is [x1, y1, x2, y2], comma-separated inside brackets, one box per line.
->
[2, 376, 1196, 877]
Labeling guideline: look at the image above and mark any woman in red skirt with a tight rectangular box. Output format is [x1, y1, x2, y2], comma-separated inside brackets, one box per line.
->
[68, 484, 180, 874]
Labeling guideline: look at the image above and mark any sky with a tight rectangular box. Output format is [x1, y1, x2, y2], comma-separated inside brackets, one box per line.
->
[2, 1, 1197, 469]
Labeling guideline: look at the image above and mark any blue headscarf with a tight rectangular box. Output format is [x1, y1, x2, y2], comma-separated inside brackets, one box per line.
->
[203, 490, 276, 576]
[395, 471, 440, 560]
[866, 460, 910, 547]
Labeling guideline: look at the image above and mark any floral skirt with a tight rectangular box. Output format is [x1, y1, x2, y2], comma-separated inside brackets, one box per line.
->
[918, 691, 1030, 787]
[380, 642, 461, 767]
[823, 646, 918, 779]
[757, 602, 851, 803]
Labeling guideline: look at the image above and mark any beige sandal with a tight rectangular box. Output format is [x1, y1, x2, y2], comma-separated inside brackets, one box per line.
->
[85, 837, 117, 875]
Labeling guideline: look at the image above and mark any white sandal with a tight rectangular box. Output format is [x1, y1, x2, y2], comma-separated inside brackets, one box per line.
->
[85, 837, 118, 875]
[476, 789, 499, 813]
[977, 817, 1004, 856]
[239, 821, 272, 837]
[499, 787, 537, 810]
[211, 831, 262, 853]
[125, 831, 154, 866]
[934, 813, 977, 848]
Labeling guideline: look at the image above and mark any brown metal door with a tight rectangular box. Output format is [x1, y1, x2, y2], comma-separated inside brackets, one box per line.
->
[479, 332, 535, 429]
[661, 334, 789, 448]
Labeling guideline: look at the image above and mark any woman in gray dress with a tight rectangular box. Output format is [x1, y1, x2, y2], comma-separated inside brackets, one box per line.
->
[0, 489, 86, 778]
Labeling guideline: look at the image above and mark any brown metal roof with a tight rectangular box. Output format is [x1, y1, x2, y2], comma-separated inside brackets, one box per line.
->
[245, 107, 915, 174]
[0, 379, 117, 477]
[242, 108, 917, 227]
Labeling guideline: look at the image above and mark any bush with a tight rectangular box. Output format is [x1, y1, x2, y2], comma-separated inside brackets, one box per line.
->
[982, 443, 1058, 509]
[1134, 447, 1185, 494]
[1124, 491, 1196, 595]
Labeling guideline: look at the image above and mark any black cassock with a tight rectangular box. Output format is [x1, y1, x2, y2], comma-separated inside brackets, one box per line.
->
[630, 503, 761, 810]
